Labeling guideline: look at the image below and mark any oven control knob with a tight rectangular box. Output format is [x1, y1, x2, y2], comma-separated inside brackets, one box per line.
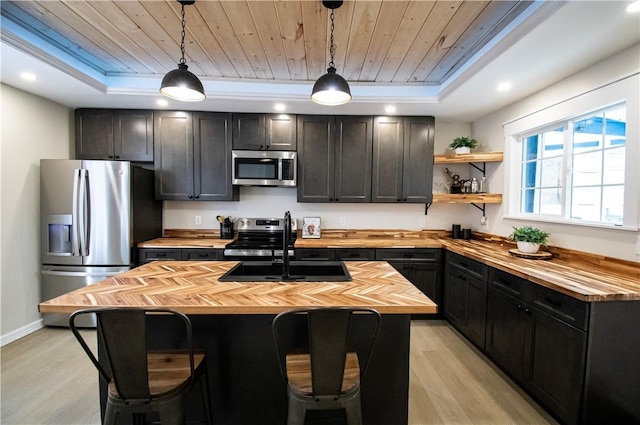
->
[239, 218, 250, 228]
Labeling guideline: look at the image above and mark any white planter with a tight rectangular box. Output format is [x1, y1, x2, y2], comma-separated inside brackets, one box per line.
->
[454, 147, 471, 154]
[517, 241, 540, 253]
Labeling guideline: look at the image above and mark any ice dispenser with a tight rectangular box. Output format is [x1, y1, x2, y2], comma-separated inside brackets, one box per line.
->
[47, 214, 73, 255]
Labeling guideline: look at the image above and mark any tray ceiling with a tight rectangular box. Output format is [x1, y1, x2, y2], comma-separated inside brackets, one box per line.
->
[1, 1, 533, 84]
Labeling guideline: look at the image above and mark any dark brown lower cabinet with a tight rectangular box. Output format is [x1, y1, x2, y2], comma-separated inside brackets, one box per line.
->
[138, 248, 223, 265]
[443, 252, 488, 347]
[486, 271, 587, 425]
[376, 249, 442, 313]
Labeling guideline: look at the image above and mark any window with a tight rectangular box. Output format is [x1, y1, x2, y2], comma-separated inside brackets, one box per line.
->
[516, 104, 627, 226]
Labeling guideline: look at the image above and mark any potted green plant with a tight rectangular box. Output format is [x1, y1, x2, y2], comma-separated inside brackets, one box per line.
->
[449, 136, 478, 154]
[508, 225, 550, 253]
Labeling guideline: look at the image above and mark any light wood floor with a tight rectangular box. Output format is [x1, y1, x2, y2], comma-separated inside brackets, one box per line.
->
[1, 320, 559, 425]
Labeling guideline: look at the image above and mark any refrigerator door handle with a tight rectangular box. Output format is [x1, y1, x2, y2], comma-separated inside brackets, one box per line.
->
[78, 169, 90, 256]
[71, 169, 81, 256]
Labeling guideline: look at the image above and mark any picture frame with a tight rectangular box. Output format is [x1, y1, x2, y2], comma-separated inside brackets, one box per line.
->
[302, 217, 321, 238]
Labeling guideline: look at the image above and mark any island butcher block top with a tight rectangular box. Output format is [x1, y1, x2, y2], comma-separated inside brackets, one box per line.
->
[38, 261, 438, 315]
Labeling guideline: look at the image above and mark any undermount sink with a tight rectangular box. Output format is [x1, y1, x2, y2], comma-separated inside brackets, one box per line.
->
[218, 261, 352, 282]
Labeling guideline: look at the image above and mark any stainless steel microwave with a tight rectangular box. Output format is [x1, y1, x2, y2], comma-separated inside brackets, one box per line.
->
[232, 150, 297, 187]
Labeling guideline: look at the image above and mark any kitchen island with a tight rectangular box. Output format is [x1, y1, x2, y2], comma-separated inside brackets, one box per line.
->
[39, 260, 436, 425]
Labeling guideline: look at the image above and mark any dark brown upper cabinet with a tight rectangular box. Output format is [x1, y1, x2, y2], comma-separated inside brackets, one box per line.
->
[372, 116, 434, 203]
[232, 113, 296, 150]
[297, 115, 373, 203]
[154, 111, 238, 201]
[75, 109, 154, 162]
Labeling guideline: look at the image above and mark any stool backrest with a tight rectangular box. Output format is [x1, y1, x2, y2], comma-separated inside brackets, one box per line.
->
[70, 307, 195, 401]
[273, 307, 381, 398]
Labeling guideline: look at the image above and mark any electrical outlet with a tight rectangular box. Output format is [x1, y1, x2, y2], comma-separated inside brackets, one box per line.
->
[340, 217, 347, 227]
[480, 216, 487, 226]
[195, 215, 201, 225]
[419, 217, 426, 227]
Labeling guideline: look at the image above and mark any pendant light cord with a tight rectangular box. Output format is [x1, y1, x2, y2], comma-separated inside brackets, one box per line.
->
[179, 3, 187, 65]
[328, 9, 335, 69]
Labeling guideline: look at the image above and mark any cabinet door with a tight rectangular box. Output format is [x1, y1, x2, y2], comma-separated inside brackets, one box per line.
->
[334, 116, 372, 202]
[465, 275, 488, 349]
[232, 113, 266, 150]
[525, 308, 586, 425]
[295, 248, 335, 261]
[154, 111, 194, 200]
[409, 262, 441, 306]
[266, 114, 296, 150]
[183, 249, 222, 261]
[75, 109, 114, 159]
[114, 110, 153, 162]
[138, 248, 182, 265]
[297, 115, 334, 202]
[372, 117, 404, 202]
[444, 268, 468, 329]
[486, 287, 528, 381]
[402, 117, 434, 203]
[194, 112, 238, 201]
[335, 248, 375, 261]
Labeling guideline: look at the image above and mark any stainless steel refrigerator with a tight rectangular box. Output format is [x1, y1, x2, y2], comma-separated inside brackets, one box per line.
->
[40, 159, 162, 326]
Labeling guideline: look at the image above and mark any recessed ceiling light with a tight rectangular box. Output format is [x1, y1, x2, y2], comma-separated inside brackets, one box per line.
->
[20, 72, 37, 81]
[274, 103, 286, 112]
[626, 1, 640, 13]
[156, 99, 169, 106]
[497, 82, 512, 92]
[385, 105, 396, 113]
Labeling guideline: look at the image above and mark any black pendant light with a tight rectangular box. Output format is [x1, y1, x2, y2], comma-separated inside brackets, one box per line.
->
[311, 1, 351, 106]
[160, 0, 205, 102]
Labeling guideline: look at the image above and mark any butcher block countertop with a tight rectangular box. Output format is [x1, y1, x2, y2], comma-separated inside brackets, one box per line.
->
[38, 261, 438, 315]
[138, 229, 640, 303]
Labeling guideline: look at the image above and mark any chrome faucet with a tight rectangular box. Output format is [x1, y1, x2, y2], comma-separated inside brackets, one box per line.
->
[282, 211, 291, 279]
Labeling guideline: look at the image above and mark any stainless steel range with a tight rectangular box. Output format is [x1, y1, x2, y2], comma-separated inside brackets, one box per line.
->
[223, 217, 297, 260]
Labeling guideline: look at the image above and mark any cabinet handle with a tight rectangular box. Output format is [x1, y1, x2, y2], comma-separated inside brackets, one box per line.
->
[114, 155, 120, 159]
[188, 195, 194, 199]
[524, 308, 532, 315]
[335, 198, 339, 202]
[194, 195, 200, 199]
[516, 304, 524, 311]
[107, 155, 114, 159]
[457, 273, 466, 281]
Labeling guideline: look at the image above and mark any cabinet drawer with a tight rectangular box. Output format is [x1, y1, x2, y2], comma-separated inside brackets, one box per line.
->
[446, 252, 488, 281]
[489, 268, 532, 300]
[138, 248, 182, 263]
[376, 248, 441, 262]
[182, 249, 221, 261]
[532, 286, 589, 331]
[335, 248, 375, 261]
[295, 248, 335, 261]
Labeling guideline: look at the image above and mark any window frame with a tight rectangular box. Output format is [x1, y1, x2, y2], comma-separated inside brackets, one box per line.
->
[503, 75, 639, 231]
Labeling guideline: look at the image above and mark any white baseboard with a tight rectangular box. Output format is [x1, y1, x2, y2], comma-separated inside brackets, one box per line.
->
[1, 319, 44, 347]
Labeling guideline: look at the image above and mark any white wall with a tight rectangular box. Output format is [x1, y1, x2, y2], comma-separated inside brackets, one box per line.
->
[471, 45, 640, 262]
[163, 120, 482, 232]
[0, 84, 72, 342]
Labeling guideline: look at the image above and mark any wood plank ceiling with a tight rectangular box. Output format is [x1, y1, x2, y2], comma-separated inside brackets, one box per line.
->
[1, 1, 533, 86]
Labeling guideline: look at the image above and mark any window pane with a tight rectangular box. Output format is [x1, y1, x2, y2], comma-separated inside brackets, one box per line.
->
[603, 147, 625, 185]
[602, 185, 624, 225]
[573, 151, 602, 186]
[604, 106, 626, 148]
[540, 157, 563, 188]
[570, 186, 601, 221]
[539, 188, 562, 215]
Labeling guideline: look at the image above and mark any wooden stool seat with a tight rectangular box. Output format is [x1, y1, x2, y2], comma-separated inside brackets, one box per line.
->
[286, 352, 360, 395]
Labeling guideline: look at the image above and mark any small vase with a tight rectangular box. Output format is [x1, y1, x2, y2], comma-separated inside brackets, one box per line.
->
[517, 241, 540, 253]
[454, 147, 471, 154]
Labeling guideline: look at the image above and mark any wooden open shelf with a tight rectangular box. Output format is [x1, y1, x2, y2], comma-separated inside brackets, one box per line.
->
[432, 193, 503, 204]
[434, 151, 503, 164]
